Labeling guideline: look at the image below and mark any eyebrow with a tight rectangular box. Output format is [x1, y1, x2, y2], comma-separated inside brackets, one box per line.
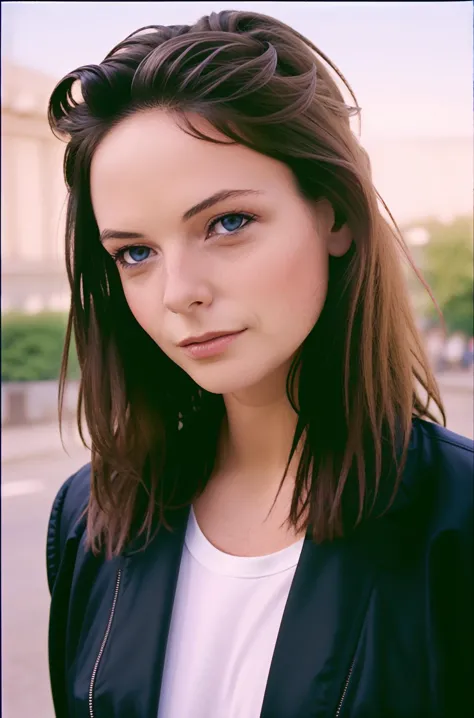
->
[99, 229, 146, 243]
[100, 188, 263, 243]
[182, 189, 263, 222]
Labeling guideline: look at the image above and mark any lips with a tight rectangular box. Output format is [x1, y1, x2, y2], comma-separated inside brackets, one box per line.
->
[178, 330, 244, 347]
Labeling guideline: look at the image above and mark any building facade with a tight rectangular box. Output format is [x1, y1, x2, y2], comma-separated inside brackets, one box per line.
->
[2, 61, 69, 313]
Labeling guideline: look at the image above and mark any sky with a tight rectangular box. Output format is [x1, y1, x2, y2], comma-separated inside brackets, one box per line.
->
[2, 1, 473, 139]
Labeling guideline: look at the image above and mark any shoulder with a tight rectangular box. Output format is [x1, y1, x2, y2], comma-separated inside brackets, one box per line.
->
[410, 421, 473, 694]
[410, 419, 474, 478]
[409, 418, 473, 547]
[46, 462, 91, 593]
[412, 418, 473, 496]
[415, 416, 474, 454]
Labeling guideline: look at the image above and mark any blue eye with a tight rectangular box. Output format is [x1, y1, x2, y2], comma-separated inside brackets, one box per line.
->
[209, 212, 255, 236]
[125, 246, 150, 263]
[112, 245, 152, 269]
[221, 215, 245, 232]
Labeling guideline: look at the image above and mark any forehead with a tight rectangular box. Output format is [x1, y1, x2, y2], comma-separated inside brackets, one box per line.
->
[90, 109, 294, 224]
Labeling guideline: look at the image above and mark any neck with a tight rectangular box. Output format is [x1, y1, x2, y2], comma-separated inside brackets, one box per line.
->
[217, 362, 301, 488]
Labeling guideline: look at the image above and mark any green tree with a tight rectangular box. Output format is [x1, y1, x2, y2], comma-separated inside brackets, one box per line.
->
[405, 216, 473, 336]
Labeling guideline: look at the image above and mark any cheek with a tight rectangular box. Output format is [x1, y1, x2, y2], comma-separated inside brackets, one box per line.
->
[244, 230, 329, 328]
[121, 280, 165, 339]
[281, 242, 328, 318]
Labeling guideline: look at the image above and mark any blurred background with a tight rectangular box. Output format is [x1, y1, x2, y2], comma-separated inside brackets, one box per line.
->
[1, 2, 473, 716]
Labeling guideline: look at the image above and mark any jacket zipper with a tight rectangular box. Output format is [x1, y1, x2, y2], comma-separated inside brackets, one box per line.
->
[334, 657, 356, 717]
[88, 568, 122, 718]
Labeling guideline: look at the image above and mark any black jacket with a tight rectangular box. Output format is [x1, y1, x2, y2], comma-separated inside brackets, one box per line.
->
[47, 418, 473, 718]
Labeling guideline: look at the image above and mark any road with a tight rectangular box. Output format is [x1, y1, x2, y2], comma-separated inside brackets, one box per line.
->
[1, 387, 472, 718]
[2, 445, 91, 718]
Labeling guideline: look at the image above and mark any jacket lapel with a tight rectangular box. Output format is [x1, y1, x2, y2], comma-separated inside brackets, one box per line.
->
[91, 507, 190, 718]
[260, 428, 424, 718]
[260, 529, 377, 718]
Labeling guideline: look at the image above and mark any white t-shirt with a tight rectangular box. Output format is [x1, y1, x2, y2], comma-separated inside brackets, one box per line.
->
[158, 506, 305, 718]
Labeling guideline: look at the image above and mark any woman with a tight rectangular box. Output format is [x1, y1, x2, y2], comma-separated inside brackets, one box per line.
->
[46, 10, 473, 718]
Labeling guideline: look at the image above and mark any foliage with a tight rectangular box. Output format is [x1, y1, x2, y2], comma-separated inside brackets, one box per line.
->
[405, 216, 473, 336]
[1, 312, 79, 382]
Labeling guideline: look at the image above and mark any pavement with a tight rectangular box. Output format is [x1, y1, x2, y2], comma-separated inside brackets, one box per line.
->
[2, 448, 92, 718]
[435, 368, 474, 392]
[2, 418, 90, 465]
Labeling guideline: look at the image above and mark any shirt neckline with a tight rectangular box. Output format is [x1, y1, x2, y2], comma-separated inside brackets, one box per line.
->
[185, 505, 305, 578]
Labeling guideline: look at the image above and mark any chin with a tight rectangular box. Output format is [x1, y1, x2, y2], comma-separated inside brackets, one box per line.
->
[188, 370, 263, 396]
[184, 358, 290, 397]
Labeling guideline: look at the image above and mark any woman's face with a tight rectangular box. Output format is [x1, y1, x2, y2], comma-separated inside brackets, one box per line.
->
[90, 109, 351, 396]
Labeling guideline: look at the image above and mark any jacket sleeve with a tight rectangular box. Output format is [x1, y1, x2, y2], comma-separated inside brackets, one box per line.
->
[46, 464, 91, 595]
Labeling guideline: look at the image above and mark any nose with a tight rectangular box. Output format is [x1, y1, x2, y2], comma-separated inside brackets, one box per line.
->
[162, 252, 213, 315]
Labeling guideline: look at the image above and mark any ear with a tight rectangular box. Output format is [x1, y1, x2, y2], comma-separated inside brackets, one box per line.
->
[315, 199, 353, 258]
[328, 218, 353, 257]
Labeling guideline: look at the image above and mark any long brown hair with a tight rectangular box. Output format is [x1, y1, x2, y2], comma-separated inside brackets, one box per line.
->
[48, 10, 445, 558]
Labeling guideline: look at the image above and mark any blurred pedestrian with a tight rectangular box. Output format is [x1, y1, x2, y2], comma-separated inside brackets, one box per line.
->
[443, 331, 467, 370]
[462, 336, 474, 369]
[46, 11, 473, 718]
[424, 325, 445, 372]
